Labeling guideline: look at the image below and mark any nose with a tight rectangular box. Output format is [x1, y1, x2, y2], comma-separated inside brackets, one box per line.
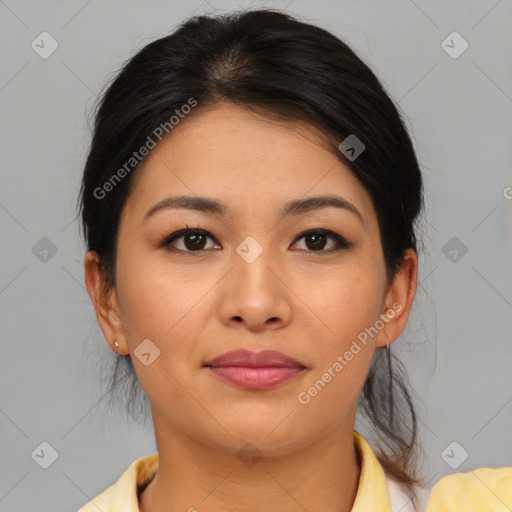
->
[218, 243, 293, 332]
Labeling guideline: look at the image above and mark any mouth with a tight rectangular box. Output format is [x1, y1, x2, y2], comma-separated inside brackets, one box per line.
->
[203, 349, 308, 390]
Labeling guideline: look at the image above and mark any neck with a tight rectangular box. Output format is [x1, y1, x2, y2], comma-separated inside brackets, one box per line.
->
[139, 417, 361, 512]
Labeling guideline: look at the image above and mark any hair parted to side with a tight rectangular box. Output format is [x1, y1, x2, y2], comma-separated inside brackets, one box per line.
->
[77, 8, 425, 504]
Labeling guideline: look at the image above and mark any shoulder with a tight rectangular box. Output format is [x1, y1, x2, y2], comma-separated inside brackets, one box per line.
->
[426, 466, 512, 511]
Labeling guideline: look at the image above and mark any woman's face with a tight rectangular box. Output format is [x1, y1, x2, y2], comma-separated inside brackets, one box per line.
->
[86, 102, 416, 455]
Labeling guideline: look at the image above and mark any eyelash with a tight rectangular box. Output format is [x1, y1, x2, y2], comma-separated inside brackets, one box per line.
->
[159, 225, 353, 255]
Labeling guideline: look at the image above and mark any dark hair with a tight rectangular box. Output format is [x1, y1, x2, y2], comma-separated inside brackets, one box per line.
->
[78, 8, 425, 504]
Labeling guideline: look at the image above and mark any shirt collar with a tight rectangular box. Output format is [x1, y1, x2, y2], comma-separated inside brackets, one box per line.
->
[352, 429, 393, 511]
[79, 430, 393, 511]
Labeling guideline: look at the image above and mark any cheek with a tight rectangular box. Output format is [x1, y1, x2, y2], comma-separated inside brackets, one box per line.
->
[294, 260, 383, 410]
[307, 261, 384, 347]
[295, 304, 379, 428]
[115, 250, 201, 349]
[115, 249, 225, 381]
[114, 259, 209, 409]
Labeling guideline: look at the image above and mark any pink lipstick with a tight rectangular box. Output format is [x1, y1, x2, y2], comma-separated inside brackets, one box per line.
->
[203, 349, 307, 390]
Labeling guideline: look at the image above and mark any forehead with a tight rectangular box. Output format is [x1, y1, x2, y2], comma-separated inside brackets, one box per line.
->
[122, 103, 376, 226]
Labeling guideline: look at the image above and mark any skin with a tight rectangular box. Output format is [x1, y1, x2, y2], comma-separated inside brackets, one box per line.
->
[84, 103, 417, 512]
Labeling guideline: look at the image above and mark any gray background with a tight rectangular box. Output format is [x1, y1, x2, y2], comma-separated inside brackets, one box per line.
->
[1, 0, 511, 510]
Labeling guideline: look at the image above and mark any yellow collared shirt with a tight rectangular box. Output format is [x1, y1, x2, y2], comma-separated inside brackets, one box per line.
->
[76, 430, 512, 511]
[427, 465, 512, 511]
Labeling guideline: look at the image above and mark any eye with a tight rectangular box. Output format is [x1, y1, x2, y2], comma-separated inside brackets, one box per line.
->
[160, 227, 220, 253]
[160, 227, 352, 254]
[291, 229, 352, 253]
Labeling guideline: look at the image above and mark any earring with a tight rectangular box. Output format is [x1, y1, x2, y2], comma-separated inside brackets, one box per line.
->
[385, 332, 394, 427]
[114, 339, 119, 348]
[386, 335, 391, 379]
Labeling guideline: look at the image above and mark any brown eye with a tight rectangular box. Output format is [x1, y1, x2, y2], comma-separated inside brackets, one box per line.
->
[292, 229, 352, 252]
[161, 229, 220, 252]
[160, 228, 351, 254]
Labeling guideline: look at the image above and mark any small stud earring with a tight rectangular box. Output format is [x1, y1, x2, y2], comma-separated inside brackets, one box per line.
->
[114, 340, 119, 348]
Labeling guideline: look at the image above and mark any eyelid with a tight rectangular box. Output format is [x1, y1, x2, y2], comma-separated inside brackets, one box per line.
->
[160, 227, 352, 253]
[159, 227, 219, 250]
[291, 228, 352, 251]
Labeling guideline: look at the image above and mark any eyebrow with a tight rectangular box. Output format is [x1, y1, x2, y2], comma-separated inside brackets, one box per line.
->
[143, 194, 365, 226]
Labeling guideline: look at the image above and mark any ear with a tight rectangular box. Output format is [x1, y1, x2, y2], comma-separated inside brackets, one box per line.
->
[84, 251, 129, 354]
[375, 248, 418, 348]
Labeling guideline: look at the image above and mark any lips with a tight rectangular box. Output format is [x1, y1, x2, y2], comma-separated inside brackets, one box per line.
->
[204, 349, 306, 369]
[203, 349, 307, 390]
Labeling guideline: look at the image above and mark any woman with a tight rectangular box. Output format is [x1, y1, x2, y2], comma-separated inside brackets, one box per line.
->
[76, 8, 511, 512]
